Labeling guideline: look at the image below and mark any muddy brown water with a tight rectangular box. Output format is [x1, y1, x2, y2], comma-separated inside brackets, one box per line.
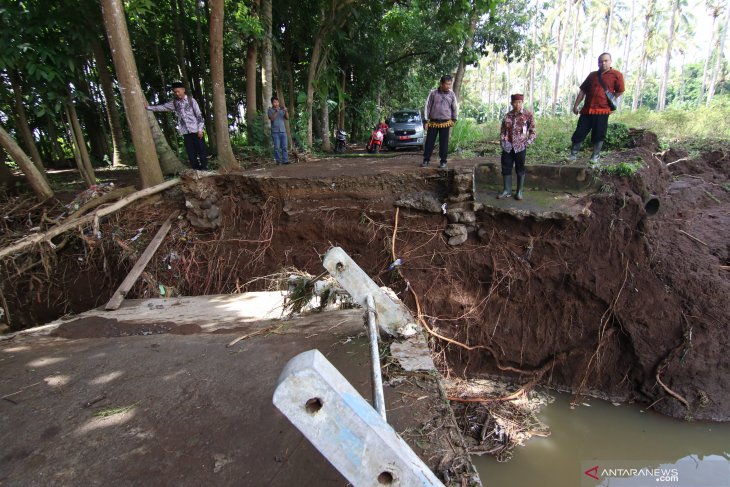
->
[472, 392, 730, 486]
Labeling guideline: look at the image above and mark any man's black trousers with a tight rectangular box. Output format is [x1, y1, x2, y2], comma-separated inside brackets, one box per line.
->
[501, 149, 526, 176]
[571, 114, 609, 146]
[423, 126, 450, 164]
[183, 133, 208, 170]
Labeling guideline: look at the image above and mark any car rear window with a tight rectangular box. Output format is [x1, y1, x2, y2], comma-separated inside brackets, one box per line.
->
[390, 112, 421, 123]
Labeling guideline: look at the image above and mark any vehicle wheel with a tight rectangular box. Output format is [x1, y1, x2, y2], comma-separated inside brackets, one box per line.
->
[374, 146, 380, 154]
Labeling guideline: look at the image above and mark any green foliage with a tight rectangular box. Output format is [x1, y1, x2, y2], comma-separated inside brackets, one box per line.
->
[603, 122, 631, 150]
[449, 118, 487, 152]
[597, 161, 643, 177]
[614, 101, 730, 141]
[246, 114, 268, 147]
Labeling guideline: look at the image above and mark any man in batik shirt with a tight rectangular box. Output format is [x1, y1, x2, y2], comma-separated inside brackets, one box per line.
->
[498, 94, 536, 200]
[146, 81, 208, 170]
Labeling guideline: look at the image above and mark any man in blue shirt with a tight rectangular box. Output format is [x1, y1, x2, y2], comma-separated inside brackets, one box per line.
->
[267, 97, 289, 165]
[146, 82, 207, 170]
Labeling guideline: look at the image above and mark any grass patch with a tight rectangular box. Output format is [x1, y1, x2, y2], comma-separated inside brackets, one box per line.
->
[449, 103, 730, 162]
[597, 160, 643, 177]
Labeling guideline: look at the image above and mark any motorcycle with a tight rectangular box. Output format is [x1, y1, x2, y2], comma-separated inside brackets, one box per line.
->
[335, 129, 347, 153]
[366, 127, 386, 154]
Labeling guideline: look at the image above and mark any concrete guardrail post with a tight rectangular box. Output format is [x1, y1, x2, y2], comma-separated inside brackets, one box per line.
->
[323, 247, 413, 336]
[273, 349, 444, 487]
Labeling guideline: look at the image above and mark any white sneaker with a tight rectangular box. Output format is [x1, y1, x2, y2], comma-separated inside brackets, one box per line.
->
[566, 153, 577, 161]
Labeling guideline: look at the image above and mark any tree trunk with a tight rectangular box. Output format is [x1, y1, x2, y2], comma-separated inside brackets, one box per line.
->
[338, 68, 346, 129]
[101, 0, 163, 188]
[552, 1, 572, 115]
[487, 57, 493, 114]
[529, 24, 536, 112]
[604, 0, 614, 50]
[306, 22, 326, 147]
[92, 37, 129, 167]
[46, 115, 65, 163]
[320, 97, 331, 151]
[0, 124, 54, 200]
[8, 71, 45, 177]
[700, 12, 719, 102]
[273, 52, 293, 149]
[173, 0, 192, 94]
[245, 36, 258, 143]
[209, 0, 237, 168]
[0, 153, 15, 189]
[260, 0, 273, 141]
[64, 108, 87, 183]
[658, 0, 679, 110]
[619, 0, 636, 111]
[569, 0, 580, 86]
[146, 111, 187, 174]
[453, 5, 478, 101]
[66, 102, 96, 186]
[632, 0, 655, 112]
[194, 0, 216, 151]
[154, 43, 167, 94]
[75, 68, 109, 164]
[707, 3, 730, 106]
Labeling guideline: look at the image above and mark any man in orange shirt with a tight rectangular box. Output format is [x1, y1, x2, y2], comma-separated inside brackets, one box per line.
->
[567, 53, 624, 163]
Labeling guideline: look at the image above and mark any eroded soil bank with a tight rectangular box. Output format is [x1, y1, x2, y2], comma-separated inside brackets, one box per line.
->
[2, 143, 728, 421]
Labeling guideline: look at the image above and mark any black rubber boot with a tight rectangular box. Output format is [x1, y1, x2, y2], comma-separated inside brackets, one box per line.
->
[515, 174, 526, 200]
[497, 175, 512, 199]
[567, 142, 581, 161]
[590, 141, 604, 163]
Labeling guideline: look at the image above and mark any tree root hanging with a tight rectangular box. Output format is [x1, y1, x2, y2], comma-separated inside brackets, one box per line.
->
[388, 207, 589, 403]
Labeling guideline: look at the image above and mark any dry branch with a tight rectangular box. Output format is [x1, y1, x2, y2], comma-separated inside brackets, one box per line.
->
[68, 186, 136, 219]
[677, 229, 708, 247]
[655, 367, 690, 411]
[0, 178, 180, 261]
[104, 211, 179, 310]
[226, 324, 285, 348]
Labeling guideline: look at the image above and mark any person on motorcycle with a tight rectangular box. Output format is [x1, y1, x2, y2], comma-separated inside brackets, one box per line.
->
[421, 74, 458, 169]
[377, 119, 389, 133]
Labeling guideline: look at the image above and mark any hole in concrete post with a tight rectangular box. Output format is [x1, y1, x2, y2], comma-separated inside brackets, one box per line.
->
[305, 397, 323, 414]
[644, 195, 660, 216]
[377, 471, 394, 484]
[336, 262, 344, 272]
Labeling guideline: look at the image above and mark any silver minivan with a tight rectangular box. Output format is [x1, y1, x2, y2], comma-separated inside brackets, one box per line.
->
[384, 110, 424, 151]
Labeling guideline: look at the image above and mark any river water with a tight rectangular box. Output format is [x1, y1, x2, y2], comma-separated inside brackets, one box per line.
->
[471, 392, 730, 487]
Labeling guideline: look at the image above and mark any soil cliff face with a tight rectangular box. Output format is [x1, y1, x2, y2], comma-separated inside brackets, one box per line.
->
[173, 147, 728, 421]
[3, 145, 728, 420]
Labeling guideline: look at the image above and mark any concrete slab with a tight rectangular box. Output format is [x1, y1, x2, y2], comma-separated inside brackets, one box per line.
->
[473, 162, 598, 220]
[0, 294, 480, 486]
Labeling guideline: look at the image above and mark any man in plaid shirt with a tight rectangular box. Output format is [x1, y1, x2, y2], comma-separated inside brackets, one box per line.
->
[146, 81, 208, 170]
[498, 94, 536, 200]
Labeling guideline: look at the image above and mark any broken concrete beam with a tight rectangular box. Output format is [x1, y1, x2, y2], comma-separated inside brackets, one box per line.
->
[273, 349, 444, 487]
[323, 247, 413, 336]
